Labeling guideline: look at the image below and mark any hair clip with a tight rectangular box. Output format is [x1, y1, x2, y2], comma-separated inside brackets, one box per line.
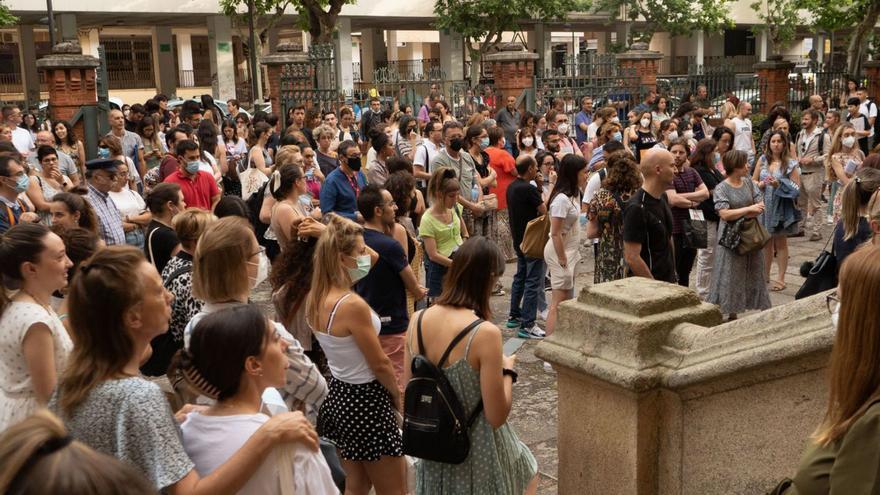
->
[855, 176, 863, 184]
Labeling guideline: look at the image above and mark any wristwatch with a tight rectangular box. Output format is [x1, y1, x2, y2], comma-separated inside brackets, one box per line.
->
[502, 368, 518, 383]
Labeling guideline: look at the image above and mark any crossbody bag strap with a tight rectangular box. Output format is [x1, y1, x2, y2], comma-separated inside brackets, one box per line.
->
[416, 309, 427, 356]
[147, 226, 158, 267]
[163, 264, 193, 289]
[438, 318, 484, 368]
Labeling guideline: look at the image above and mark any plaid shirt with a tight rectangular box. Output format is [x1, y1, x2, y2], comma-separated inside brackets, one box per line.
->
[86, 183, 126, 245]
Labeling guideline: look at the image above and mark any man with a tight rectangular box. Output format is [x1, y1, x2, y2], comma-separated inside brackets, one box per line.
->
[27, 131, 80, 185]
[412, 120, 443, 194]
[226, 99, 240, 118]
[367, 131, 395, 186]
[0, 154, 39, 233]
[289, 105, 306, 129]
[495, 95, 521, 157]
[622, 148, 677, 283]
[664, 139, 709, 287]
[428, 121, 485, 233]
[824, 110, 841, 135]
[633, 89, 657, 115]
[84, 158, 126, 245]
[574, 96, 593, 146]
[355, 185, 427, 391]
[320, 140, 366, 221]
[545, 110, 582, 157]
[125, 103, 145, 133]
[159, 127, 189, 181]
[694, 85, 711, 109]
[858, 87, 877, 148]
[846, 97, 871, 155]
[507, 154, 548, 339]
[808, 94, 826, 124]
[3, 106, 33, 156]
[182, 107, 203, 129]
[107, 109, 145, 179]
[797, 109, 832, 241]
[359, 97, 383, 144]
[691, 109, 713, 141]
[162, 139, 220, 211]
[726, 102, 755, 166]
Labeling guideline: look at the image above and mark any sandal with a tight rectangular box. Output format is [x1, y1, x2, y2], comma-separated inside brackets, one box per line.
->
[769, 280, 787, 291]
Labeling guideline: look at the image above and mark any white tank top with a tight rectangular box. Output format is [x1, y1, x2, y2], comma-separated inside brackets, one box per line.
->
[314, 293, 381, 384]
[732, 117, 753, 153]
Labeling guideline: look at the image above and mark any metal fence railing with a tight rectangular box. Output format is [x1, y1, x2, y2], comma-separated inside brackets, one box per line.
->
[0, 72, 49, 94]
[178, 69, 212, 88]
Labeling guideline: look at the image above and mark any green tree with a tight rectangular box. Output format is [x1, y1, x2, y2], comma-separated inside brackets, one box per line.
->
[433, 0, 588, 85]
[589, 0, 734, 45]
[804, 0, 880, 75]
[750, 0, 801, 55]
[219, 0, 354, 45]
[0, 0, 17, 26]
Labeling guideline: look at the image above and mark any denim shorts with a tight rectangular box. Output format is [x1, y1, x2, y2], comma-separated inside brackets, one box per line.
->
[424, 256, 448, 297]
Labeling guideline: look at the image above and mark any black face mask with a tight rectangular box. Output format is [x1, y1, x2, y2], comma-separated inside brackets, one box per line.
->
[449, 138, 464, 152]
[347, 156, 362, 171]
[546, 143, 560, 153]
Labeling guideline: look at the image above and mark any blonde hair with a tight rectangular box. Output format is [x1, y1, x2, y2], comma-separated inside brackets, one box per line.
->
[721, 101, 737, 120]
[306, 214, 364, 331]
[192, 217, 254, 302]
[275, 145, 303, 167]
[870, 189, 880, 224]
[312, 124, 336, 141]
[173, 208, 217, 251]
[0, 410, 154, 493]
[826, 122, 856, 180]
[814, 244, 880, 445]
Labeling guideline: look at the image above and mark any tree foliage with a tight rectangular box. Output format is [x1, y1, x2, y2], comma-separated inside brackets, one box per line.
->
[433, 0, 587, 84]
[750, 0, 800, 54]
[801, 0, 880, 75]
[219, 0, 354, 45]
[0, 0, 18, 27]
[589, 0, 734, 44]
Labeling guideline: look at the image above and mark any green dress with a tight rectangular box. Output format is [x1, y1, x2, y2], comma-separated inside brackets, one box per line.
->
[415, 326, 538, 495]
[784, 400, 880, 494]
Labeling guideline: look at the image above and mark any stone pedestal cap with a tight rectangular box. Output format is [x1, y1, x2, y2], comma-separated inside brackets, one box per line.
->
[484, 42, 539, 63]
[615, 42, 663, 61]
[754, 54, 795, 71]
[36, 40, 98, 70]
[262, 42, 309, 67]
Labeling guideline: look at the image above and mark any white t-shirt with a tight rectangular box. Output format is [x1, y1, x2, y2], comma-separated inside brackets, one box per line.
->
[586, 122, 600, 141]
[109, 186, 146, 218]
[582, 172, 603, 243]
[11, 127, 34, 156]
[181, 412, 338, 495]
[860, 100, 877, 137]
[731, 117, 754, 157]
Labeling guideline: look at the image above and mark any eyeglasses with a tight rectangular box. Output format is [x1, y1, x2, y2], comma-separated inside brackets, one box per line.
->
[250, 245, 266, 258]
[826, 291, 840, 315]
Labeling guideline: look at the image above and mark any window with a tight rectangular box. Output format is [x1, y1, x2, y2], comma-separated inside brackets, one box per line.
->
[101, 37, 155, 89]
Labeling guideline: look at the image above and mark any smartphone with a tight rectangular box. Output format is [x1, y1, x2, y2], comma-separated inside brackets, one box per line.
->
[503, 337, 526, 356]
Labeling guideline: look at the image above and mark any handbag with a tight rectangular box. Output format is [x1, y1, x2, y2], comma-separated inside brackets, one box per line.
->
[717, 179, 770, 255]
[795, 228, 838, 299]
[520, 212, 551, 259]
[479, 193, 498, 211]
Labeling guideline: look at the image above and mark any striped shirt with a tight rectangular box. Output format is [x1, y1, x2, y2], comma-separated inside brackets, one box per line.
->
[86, 183, 126, 245]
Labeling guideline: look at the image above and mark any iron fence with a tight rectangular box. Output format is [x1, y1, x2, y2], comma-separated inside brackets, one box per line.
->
[787, 69, 854, 111]
[178, 69, 212, 88]
[534, 53, 643, 116]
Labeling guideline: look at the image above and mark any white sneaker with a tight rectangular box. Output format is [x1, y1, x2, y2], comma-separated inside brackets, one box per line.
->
[538, 309, 549, 321]
[518, 325, 546, 339]
[827, 214, 834, 225]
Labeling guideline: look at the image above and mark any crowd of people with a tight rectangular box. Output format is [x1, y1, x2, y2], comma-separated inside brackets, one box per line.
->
[0, 79, 879, 494]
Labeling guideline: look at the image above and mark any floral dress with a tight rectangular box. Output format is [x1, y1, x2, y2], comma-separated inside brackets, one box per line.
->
[588, 188, 633, 283]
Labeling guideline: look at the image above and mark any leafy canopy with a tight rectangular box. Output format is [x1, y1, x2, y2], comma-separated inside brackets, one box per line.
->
[589, 0, 734, 42]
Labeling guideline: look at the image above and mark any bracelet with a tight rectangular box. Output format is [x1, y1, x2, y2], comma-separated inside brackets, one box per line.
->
[502, 368, 518, 383]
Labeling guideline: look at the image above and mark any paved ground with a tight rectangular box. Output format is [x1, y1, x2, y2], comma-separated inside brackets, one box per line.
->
[254, 218, 835, 494]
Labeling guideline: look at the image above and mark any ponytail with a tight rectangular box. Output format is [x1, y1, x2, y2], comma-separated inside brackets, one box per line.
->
[306, 214, 363, 330]
[841, 169, 880, 241]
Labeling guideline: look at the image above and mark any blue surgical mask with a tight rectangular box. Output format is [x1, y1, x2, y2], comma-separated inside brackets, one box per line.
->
[185, 160, 201, 174]
[347, 254, 372, 284]
[298, 194, 312, 207]
[612, 131, 623, 142]
[97, 147, 111, 159]
[13, 174, 29, 193]
[480, 137, 490, 150]
[713, 152, 721, 163]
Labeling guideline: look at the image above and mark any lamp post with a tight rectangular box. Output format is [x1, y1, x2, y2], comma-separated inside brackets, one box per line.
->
[46, 0, 55, 47]
[248, 0, 259, 105]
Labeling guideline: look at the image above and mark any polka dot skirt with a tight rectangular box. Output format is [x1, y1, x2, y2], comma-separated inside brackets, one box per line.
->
[318, 378, 403, 461]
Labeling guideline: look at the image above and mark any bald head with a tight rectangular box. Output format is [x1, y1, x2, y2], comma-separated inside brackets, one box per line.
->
[34, 130, 55, 147]
[109, 109, 125, 131]
[640, 148, 676, 191]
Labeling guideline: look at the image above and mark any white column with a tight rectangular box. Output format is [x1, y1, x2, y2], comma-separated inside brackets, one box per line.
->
[334, 17, 354, 93]
[387, 30, 399, 61]
[528, 23, 552, 75]
[439, 29, 464, 80]
[572, 34, 580, 76]
[696, 30, 705, 67]
[758, 31, 768, 62]
[815, 33, 825, 64]
[302, 32, 311, 52]
[206, 16, 236, 102]
[84, 28, 100, 57]
[176, 33, 193, 72]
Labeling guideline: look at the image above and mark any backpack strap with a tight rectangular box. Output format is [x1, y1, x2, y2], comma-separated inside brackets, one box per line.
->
[438, 318, 483, 368]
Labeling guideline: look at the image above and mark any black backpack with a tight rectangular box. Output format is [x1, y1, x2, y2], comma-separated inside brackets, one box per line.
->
[246, 181, 270, 244]
[402, 312, 484, 464]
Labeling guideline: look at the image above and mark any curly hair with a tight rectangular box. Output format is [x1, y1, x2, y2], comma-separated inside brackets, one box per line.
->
[602, 151, 642, 194]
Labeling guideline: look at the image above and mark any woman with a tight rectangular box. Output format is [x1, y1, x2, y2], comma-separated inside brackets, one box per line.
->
[386, 171, 424, 314]
[177, 305, 338, 494]
[51, 225, 99, 331]
[690, 139, 725, 300]
[536, 150, 557, 203]
[247, 121, 274, 177]
[314, 125, 339, 177]
[758, 117, 797, 158]
[20, 112, 38, 140]
[300, 146, 323, 200]
[235, 112, 251, 141]
[0, 410, 155, 494]
[827, 123, 865, 222]
[625, 111, 657, 163]
[222, 119, 248, 171]
[587, 107, 617, 143]
[587, 151, 641, 283]
[137, 116, 164, 172]
[779, 244, 880, 494]
[304, 215, 404, 493]
[394, 115, 420, 161]
[707, 150, 771, 320]
[27, 146, 72, 224]
[652, 96, 671, 125]
[833, 168, 880, 267]
[652, 119, 678, 151]
[666, 138, 709, 287]
[464, 124, 498, 239]
[754, 130, 801, 291]
[517, 126, 538, 157]
[419, 167, 468, 300]
[435, 100, 453, 123]
[52, 246, 320, 493]
[197, 119, 226, 184]
[404, 237, 538, 495]
[485, 126, 518, 263]
[712, 126, 735, 175]
[50, 190, 99, 235]
[0, 123, 13, 143]
[109, 160, 151, 249]
[270, 164, 321, 250]
[144, 182, 184, 273]
[839, 77, 860, 109]
[99, 135, 138, 190]
[53, 120, 85, 176]
[0, 223, 73, 431]
[544, 155, 588, 337]
[338, 107, 359, 145]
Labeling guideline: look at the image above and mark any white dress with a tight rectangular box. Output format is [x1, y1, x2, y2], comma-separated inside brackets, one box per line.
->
[0, 301, 73, 431]
[543, 192, 582, 290]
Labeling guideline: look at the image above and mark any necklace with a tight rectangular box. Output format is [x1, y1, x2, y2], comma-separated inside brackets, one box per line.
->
[20, 288, 51, 312]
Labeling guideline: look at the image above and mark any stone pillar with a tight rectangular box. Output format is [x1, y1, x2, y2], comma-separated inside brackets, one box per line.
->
[207, 15, 237, 102]
[615, 22, 631, 49]
[758, 31, 769, 62]
[815, 33, 825, 65]
[484, 44, 538, 108]
[18, 25, 41, 107]
[754, 56, 794, 113]
[695, 30, 705, 68]
[57, 13, 77, 41]
[176, 33, 194, 77]
[261, 42, 309, 126]
[864, 61, 880, 103]
[535, 278, 833, 494]
[387, 30, 399, 62]
[439, 29, 464, 81]
[360, 28, 386, 83]
[36, 42, 98, 139]
[527, 23, 552, 76]
[334, 17, 354, 94]
[154, 27, 176, 97]
[616, 42, 663, 95]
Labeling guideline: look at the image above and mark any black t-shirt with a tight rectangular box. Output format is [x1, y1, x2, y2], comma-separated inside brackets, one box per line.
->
[622, 189, 676, 283]
[144, 220, 179, 274]
[355, 228, 409, 335]
[833, 218, 873, 270]
[506, 178, 544, 256]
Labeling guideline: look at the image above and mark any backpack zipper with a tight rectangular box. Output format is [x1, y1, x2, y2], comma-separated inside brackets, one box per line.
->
[409, 377, 463, 430]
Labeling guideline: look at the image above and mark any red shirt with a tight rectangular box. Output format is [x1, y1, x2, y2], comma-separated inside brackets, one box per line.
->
[163, 170, 219, 210]
[485, 146, 517, 210]
[159, 155, 179, 181]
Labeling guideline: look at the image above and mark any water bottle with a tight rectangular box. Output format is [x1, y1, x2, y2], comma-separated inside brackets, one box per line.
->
[471, 184, 480, 202]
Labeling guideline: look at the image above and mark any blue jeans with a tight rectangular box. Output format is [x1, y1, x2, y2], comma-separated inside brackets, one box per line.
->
[509, 252, 546, 328]
[424, 256, 448, 297]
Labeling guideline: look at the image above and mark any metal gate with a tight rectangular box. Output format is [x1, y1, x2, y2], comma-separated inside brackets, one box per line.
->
[355, 66, 470, 120]
[533, 52, 642, 115]
[279, 44, 344, 119]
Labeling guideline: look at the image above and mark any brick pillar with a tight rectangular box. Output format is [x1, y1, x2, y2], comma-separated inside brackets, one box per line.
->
[754, 56, 794, 114]
[261, 42, 309, 130]
[484, 45, 539, 110]
[36, 42, 99, 141]
[864, 61, 880, 103]
[616, 42, 663, 94]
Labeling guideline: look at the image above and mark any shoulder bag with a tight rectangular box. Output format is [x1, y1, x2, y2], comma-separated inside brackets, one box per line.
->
[718, 179, 770, 255]
[520, 198, 552, 259]
[795, 226, 837, 299]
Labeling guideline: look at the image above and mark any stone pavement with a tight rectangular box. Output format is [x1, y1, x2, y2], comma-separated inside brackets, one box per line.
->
[253, 220, 834, 495]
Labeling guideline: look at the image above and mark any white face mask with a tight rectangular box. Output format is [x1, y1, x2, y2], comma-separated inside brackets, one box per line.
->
[611, 117, 620, 123]
[558, 123, 570, 135]
[683, 130, 694, 140]
[521, 136, 534, 147]
[667, 130, 679, 141]
[640, 118, 651, 128]
[842, 135, 856, 148]
[248, 251, 270, 289]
